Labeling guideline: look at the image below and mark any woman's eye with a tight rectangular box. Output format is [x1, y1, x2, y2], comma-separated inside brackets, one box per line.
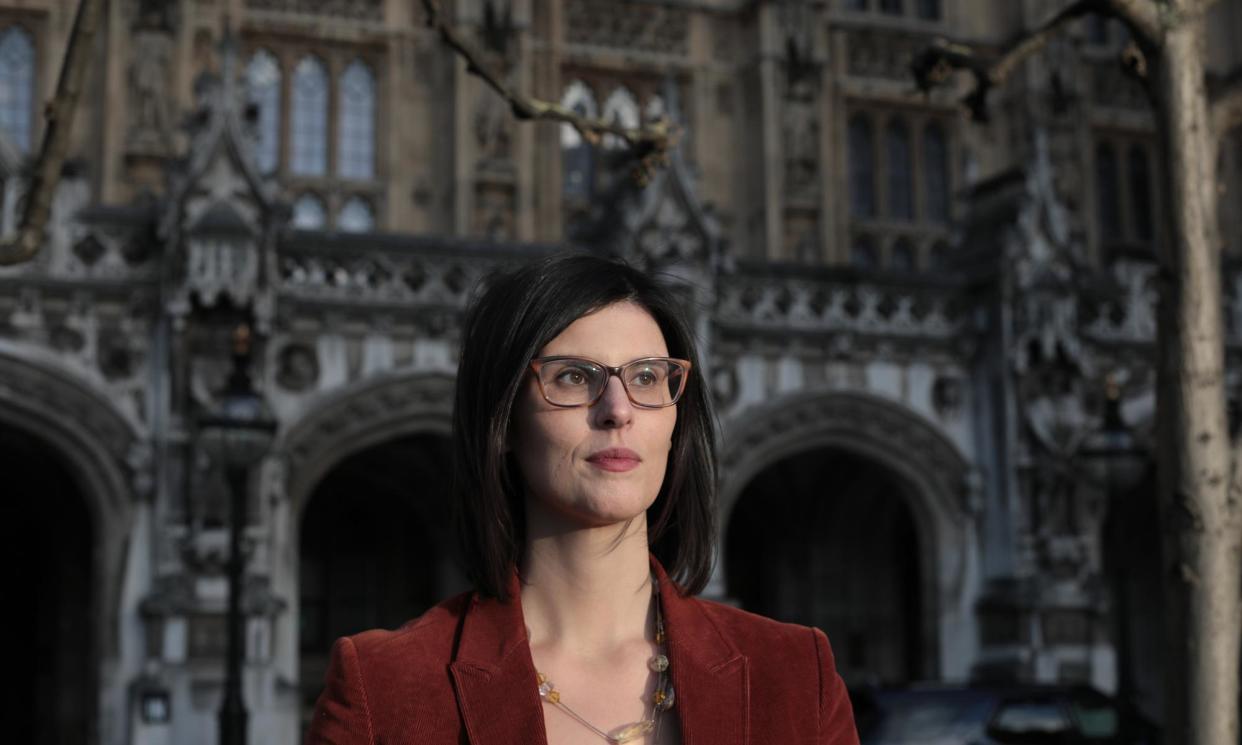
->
[630, 369, 659, 387]
[555, 369, 589, 386]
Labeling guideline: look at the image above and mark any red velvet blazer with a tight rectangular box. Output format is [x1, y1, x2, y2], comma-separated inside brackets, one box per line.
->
[306, 558, 859, 745]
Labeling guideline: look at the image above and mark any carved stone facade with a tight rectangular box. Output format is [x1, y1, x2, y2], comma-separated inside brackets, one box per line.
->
[1, 0, 1241, 743]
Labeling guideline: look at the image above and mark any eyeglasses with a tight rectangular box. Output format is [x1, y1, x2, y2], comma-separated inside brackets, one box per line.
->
[529, 356, 692, 409]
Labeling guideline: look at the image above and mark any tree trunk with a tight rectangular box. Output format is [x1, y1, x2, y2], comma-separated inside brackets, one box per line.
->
[1151, 7, 1242, 745]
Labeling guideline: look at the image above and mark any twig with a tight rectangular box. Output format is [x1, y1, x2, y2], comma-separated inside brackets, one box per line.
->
[0, 0, 103, 266]
[418, 0, 678, 183]
[911, 0, 1159, 123]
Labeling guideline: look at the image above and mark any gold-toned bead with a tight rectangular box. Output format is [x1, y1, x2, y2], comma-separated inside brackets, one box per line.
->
[655, 630, 666, 644]
[546, 690, 560, 704]
[653, 690, 666, 705]
[536, 672, 547, 684]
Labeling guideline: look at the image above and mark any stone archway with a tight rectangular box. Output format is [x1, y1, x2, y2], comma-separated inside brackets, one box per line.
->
[274, 372, 459, 735]
[719, 391, 979, 681]
[278, 372, 456, 518]
[0, 352, 142, 745]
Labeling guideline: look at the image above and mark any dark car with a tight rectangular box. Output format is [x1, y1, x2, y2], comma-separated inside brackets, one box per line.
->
[851, 684, 1159, 745]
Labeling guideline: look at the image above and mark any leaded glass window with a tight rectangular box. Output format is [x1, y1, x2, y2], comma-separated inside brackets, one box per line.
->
[337, 196, 374, 233]
[1128, 144, 1153, 241]
[338, 61, 375, 180]
[245, 50, 282, 174]
[1096, 143, 1122, 243]
[886, 120, 913, 220]
[923, 123, 950, 223]
[851, 236, 878, 269]
[849, 115, 876, 218]
[0, 27, 35, 153]
[292, 193, 326, 229]
[291, 56, 329, 176]
[891, 238, 916, 272]
[561, 81, 598, 201]
[916, 0, 940, 20]
[601, 86, 640, 150]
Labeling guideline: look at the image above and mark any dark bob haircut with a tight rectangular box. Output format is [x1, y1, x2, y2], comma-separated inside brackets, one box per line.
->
[452, 253, 718, 600]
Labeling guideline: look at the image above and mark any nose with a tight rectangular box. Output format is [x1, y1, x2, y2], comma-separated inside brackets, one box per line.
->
[591, 375, 634, 428]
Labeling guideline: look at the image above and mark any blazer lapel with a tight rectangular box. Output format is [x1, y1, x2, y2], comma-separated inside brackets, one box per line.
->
[655, 558, 749, 745]
[449, 572, 548, 745]
[449, 559, 749, 745]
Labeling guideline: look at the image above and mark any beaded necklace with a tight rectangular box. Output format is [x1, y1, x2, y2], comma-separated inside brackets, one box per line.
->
[535, 577, 675, 744]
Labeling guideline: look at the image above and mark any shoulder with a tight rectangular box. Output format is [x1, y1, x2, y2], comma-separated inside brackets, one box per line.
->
[687, 596, 829, 662]
[347, 591, 472, 676]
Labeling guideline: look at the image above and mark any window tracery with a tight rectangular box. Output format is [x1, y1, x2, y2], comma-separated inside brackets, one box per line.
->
[0, 26, 35, 153]
[291, 56, 329, 176]
[337, 61, 375, 180]
[245, 50, 282, 174]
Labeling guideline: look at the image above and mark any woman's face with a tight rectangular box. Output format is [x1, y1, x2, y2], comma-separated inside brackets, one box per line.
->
[511, 301, 677, 529]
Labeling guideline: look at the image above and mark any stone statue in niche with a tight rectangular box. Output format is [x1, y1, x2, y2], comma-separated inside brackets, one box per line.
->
[474, 86, 514, 165]
[127, 18, 175, 153]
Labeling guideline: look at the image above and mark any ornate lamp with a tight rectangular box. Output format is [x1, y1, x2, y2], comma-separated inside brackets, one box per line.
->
[197, 322, 275, 745]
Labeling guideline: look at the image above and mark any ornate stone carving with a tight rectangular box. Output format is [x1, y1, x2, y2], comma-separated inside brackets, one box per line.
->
[716, 273, 965, 342]
[564, 0, 689, 56]
[846, 30, 927, 81]
[275, 342, 320, 392]
[127, 23, 175, 155]
[243, 0, 383, 22]
[721, 391, 978, 525]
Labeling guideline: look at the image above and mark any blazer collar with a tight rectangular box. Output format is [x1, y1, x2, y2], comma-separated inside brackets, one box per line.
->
[449, 555, 749, 745]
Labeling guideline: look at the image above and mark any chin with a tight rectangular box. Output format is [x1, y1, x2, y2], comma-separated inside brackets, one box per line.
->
[550, 490, 655, 529]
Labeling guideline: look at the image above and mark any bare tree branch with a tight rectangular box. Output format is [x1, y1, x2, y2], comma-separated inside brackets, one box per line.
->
[911, 0, 1159, 123]
[418, 0, 679, 184]
[1104, 0, 1162, 42]
[0, 0, 103, 266]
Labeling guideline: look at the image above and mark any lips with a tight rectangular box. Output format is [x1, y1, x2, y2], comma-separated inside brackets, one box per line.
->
[586, 447, 642, 472]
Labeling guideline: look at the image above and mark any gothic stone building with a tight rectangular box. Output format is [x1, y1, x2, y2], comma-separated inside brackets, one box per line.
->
[1, 0, 1240, 743]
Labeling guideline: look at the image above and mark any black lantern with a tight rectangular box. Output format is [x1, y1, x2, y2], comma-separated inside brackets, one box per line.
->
[198, 323, 275, 745]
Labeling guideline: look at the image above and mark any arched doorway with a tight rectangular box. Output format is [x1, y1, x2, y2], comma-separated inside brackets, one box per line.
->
[297, 432, 462, 730]
[3, 421, 94, 744]
[1102, 464, 1165, 725]
[726, 447, 923, 686]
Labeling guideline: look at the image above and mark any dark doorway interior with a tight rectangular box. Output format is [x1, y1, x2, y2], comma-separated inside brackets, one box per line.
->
[726, 447, 923, 686]
[1102, 465, 1165, 725]
[298, 433, 459, 730]
[3, 421, 94, 745]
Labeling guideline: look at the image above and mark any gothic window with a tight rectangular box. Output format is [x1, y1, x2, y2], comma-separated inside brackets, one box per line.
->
[337, 61, 375, 180]
[923, 122, 950, 223]
[891, 238, 916, 272]
[291, 56, 329, 176]
[879, 0, 903, 15]
[292, 193, 326, 229]
[643, 94, 666, 124]
[916, 0, 940, 20]
[851, 236, 878, 269]
[1086, 14, 1110, 45]
[245, 50, 282, 175]
[337, 196, 374, 233]
[849, 115, 876, 218]
[601, 86, 640, 150]
[0, 26, 35, 153]
[561, 80, 598, 202]
[1127, 144, 1153, 242]
[1095, 142, 1122, 243]
[886, 120, 913, 220]
[844, 0, 868, 11]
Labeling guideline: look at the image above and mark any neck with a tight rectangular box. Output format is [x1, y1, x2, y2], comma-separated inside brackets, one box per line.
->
[519, 503, 655, 657]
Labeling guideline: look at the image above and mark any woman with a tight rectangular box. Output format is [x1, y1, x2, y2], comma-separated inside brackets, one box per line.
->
[306, 254, 859, 745]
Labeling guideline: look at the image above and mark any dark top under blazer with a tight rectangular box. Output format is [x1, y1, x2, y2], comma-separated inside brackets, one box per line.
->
[306, 556, 860, 745]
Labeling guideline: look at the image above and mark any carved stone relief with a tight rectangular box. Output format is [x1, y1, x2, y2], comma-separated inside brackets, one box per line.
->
[243, 0, 383, 21]
[564, 0, 689, 56]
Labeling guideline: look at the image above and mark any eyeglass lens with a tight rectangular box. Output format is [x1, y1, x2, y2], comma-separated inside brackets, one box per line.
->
[536, 358, 686, 407]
